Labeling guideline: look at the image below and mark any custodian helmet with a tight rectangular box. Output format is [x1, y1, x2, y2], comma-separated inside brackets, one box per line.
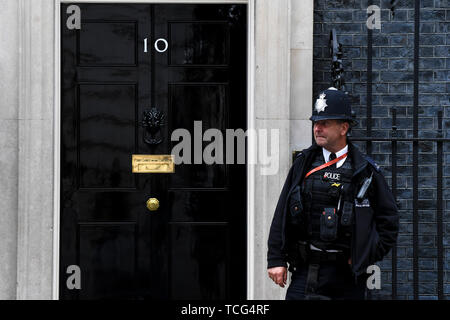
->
[309, 87, 358, 127]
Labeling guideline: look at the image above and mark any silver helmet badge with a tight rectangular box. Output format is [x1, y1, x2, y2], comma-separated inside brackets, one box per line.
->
[315, 93, 328, 113]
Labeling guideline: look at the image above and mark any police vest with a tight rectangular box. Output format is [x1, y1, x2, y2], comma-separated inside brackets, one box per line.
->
[301, 150, 354, 252]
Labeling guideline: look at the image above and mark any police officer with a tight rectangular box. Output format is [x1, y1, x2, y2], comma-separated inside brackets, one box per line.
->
[267, 88, 399, 300]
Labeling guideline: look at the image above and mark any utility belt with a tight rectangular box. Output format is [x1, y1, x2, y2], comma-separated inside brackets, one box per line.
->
[293, 241, 357, 299]
[290, 241, 348, 270]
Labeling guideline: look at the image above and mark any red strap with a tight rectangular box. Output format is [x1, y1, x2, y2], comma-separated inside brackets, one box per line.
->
[304, 152, 348, 180]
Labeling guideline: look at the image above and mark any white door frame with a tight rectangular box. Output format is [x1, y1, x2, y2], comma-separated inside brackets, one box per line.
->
[53, 0, 255, 300]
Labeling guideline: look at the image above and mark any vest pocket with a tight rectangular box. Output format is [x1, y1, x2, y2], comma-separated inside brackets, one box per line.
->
[320, 208, 338, 241]
[288, 185, 303, 224]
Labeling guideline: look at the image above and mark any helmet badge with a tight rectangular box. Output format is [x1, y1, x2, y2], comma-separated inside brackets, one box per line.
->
[315, 93, 328, 113]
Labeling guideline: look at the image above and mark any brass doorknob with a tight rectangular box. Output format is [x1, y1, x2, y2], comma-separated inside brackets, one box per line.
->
[146, 198, 160, 211]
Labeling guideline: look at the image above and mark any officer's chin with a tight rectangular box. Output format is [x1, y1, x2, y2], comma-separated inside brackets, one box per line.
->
[314, 137, 327, 146]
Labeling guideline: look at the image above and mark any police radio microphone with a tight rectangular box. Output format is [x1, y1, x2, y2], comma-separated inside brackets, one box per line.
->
[356, 173, 373, 202]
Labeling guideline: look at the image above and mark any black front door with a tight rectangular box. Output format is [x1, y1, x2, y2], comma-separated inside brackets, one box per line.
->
[60, 3, 247, 300]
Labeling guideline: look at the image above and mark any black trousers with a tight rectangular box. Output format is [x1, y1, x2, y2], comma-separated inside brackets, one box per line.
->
[286, 261, 367, 300]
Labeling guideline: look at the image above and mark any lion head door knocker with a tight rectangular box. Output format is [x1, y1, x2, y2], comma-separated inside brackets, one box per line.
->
[141, 107, 165, 146]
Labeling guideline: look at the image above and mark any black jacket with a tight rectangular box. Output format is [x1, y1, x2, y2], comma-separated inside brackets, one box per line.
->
[267, 142, 399, 276]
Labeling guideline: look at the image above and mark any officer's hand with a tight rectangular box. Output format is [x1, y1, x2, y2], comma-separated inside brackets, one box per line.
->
[267, 267, 287, 288]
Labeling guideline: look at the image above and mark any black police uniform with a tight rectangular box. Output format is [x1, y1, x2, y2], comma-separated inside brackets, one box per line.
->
[267, 88, 399, 300]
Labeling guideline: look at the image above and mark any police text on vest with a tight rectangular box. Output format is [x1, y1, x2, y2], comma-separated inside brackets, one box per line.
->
[324, 172, 341, 180]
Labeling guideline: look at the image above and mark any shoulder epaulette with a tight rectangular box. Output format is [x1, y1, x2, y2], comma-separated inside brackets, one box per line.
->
[364, 156, 381, 172]
[292, 151, 303, 164]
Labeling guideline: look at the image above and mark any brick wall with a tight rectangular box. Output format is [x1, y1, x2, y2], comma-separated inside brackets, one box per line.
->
[313, 0, 449, 299]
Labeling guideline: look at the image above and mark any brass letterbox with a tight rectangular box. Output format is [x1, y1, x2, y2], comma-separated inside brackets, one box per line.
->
[132, 155, 175, 173]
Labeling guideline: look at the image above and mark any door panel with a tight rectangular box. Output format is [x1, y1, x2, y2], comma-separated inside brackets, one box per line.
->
[79, 22, 138, 66]
[61, 3, 247, 300]
[169, 22, 229, 66]
[169, 84, 227, 188]
[170, 225, 228, 299]
[79, 84, 137, 189]
[78, 223, 137, 299]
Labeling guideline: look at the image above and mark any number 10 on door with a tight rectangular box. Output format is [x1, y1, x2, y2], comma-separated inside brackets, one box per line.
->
[144, 38, 169, 53]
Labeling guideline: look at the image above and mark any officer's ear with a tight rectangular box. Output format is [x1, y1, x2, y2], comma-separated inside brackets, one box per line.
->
[340, 121, 350, 136]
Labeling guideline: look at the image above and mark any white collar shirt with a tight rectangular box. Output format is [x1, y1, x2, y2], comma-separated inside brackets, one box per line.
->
[322, 145, 348, 168]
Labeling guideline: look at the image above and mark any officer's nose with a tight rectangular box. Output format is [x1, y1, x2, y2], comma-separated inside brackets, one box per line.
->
[314, 123, 323, 132]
